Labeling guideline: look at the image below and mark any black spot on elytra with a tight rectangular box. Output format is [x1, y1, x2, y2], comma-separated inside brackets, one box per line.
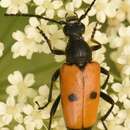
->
[90, 91, 97, 99]
[68, 93, 78, 102]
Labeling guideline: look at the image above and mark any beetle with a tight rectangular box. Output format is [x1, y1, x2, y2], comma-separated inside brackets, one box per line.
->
[5, 0, 114, 130]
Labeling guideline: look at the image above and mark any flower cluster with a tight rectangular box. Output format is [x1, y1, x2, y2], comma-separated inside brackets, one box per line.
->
[0, 70, 60, 130]
[0, 0, 31, 14]
[11, 24, 43, 59]
[0, 0, 130, 130]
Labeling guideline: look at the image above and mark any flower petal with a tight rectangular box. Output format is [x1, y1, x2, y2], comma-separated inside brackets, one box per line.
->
[2, 114, 12, 125]
[19, 4, 28, 13]
[52, 0, 63, 9]
[6, 96, 15, 106]
[24, 73, 35, 87]
[0, 0, 11, 8]
[14, 124, 25, 130]
[8, 71, 23, 85]
[6, 85, 18, 96]
[0, 102, 6, 115]
[96, 11, 106, 23]
[73, 0, 82, 9]
[38, 84, 49, 97]
[23, 104, 33, 115]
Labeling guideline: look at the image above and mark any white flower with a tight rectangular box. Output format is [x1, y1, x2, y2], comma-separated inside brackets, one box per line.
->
[85, 0, 119, 23]
[27, 18, 66, 62]
[52, 117, 66, 130]
[92, 46, 106, 64]
[57, 0, 84, 18]
[29, 18, 51, 54]
[0, 0, 31, 14]
[124, 109, 130, 129]
[23, 106, 48, 130]
[0, 42, 4, 57]
[14, 124, 25, 130]
[65, 0, 82, 13]
[33, 84, 50, 108]
[38, 19, 66, 50]
[6, 71, 37, 103]
[83, 22, 108, 65]
[99, 94, 113, 119]
[54, 55, 66, 63]
[0, 102, 6, 116]
[116, 110, 127, 124]
[110, 25, 130, 78]
[0, 128, 10, 130]
[116, 0, 130, 23]
[12, 25, 43, 59]
[35, 19, 66, 62]
[0, 96, 23, 125]
[34, 0, 63, 18]
[84, 22, 108, 44]
[110, 25, 130, 57]
[33, 84, 59, 119]
[106, 119, 128, 130]
[111, 77, 130, 108]
[23, 104, 33, 115]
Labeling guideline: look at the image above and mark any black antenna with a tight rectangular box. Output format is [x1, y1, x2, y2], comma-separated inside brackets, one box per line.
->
[78, 0, 96, 22]
[4, 13, 67, 25]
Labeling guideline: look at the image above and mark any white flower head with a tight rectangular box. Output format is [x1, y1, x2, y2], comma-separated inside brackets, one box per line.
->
[0, 96, 23, 125]
[0, 128, 10, 130]
[86, 0, 120, 23]
[0, 0, 31, 14]
[7, 71, 36, 103]
[14, 124, 25, 130]
[34, 0, 63, 18]
[34, 19, 66, 62]
[24, 109, 47, 130]
[12, 24, 43, 59]
[116, 0, 130, 23]
[33, 84, 49, 108]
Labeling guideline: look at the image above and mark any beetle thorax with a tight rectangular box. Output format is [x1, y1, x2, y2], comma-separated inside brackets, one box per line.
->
[65, 38, 92, 68]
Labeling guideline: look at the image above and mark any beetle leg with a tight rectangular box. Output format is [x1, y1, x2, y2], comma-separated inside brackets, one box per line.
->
[5, 13, 66, 25]
[100, 91, 114, 130]
[35, 69, 60, 110]
[91, 22, 98, 39]
[37, 27, 65, 55]
[90, 39, 101, 51]
[90, 22, 102, 51]
[48, 95, 61, 130]
[101, 67, 110, 89]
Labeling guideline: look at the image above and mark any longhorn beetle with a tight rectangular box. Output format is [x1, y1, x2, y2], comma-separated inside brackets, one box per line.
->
[5, 0, 114, 130]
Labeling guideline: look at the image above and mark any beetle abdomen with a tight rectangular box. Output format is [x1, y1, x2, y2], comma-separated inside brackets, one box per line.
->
[60, 62, 100, 129]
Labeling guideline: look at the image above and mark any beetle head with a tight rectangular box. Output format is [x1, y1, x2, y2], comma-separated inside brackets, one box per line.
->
[63, 12, 85, 37]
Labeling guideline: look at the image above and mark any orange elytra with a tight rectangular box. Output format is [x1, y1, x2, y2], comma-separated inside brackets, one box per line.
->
[60, 62, 100, 129]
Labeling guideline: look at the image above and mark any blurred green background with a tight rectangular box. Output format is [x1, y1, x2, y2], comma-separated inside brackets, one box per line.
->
[0, 8, 61, 101]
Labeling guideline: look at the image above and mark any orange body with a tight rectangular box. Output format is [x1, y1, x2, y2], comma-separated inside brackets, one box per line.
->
[60, 62, 100, 129]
